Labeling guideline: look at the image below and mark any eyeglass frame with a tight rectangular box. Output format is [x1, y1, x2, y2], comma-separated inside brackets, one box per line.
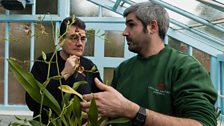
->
[65, 33, 87, 43]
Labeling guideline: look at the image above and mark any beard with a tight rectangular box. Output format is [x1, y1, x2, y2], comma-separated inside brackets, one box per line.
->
[127, 41, 140, 54]
[127, 35, 150, 55]
[128, 45, 137, 53]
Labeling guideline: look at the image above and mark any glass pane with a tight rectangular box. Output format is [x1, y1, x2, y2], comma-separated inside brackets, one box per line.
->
[104, 67, 115, 86]
[8, 23, 31, 104]
[102, 8, 121, 17]
[162, 0, 224, 22]
[36, 0, 57, 14]
[169, 37, 210, 73]
[168, 37, 188, 54]
[71, 0, 99, 17]
[0, 23, 5, 104]
[84, 29, 95, 56]
[8, 72, 26, 104]
[0, 7, 5, 14]
[104, 31, 125, 57]
[193, 48, 210, 72]
[9, 23, 31, 67]
[194, 2, 224, 21]
[195, 26, 224, 40]
[156, 0, 224, 42]
[34, 22, 55, 59]
[6, 22, 55, 104]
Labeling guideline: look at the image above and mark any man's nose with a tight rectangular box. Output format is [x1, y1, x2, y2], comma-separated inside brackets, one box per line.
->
[122, 28, 128, 36]
[75, 37, 83, 45]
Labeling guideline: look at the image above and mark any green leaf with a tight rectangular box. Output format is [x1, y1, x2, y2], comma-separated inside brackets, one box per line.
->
[85, 66, 98, 73]
[37, 80, 62, 115]
[8, 58, 61, 116]
[50, 116, 62, 126]
[96, 29, 100, 34]
[8, 122, 29, 126]
[73, 96, 82, 119]
[86, 120, 91, 126]
[100, 33, 105, 36]
[8, 58, 42, 104]
[91, 65, 97, 71]
[63, 93, 71, 106]
[72, 81, 88, 90]
[58, 85, 84, 101]
[29, 120, 47, 126]
[88, 98, 99, 126]
[8, 58, 39, 89]
[42, 51, 47, 61]
[71, 15, 76, 24]
[42, 78, 51, 87]
[51, 75, 63, 81]
[98, 117, 109, 126]
[48, 108, 52, 119]
[105, 117, 129, 124]
[69, 114, 78, 126]
[63, 81, 88, 105]
[14, 116, 24, 121]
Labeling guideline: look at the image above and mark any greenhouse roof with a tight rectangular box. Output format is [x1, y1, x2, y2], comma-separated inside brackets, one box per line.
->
[87, 0, 224, 54]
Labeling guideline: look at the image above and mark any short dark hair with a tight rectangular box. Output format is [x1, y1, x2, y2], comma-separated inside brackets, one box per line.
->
[59, 17, 86, 37]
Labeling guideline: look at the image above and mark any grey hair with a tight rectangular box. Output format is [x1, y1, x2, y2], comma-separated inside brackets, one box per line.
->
[123, 2, 169, 40]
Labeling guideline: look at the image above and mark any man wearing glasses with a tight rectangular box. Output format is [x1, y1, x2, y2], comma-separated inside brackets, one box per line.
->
[25, 17, 102, 124]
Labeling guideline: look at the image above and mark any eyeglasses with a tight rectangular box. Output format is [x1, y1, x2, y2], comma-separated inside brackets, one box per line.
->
[66, 34, 87, 43]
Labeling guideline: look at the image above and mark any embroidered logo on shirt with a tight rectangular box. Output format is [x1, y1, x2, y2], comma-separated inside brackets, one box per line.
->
[148, 83, 170, 96]
[157, 83, 166, 90]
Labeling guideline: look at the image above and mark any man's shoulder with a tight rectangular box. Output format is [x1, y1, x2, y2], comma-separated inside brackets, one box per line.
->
[166, 46, 197, 61]
[80, 56, 94, 64]
[118, 55, 138, 68]
[167, 47, 203, 69]
[36, 51, 55, 61]
[122, 55, 137, 62]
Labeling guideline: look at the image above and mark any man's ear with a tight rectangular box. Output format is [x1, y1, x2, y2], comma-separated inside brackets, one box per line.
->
[147, 20, 158, 34]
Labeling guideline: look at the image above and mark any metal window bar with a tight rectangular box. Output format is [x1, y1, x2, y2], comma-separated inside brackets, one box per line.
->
[218, 54, 224, 117]
[150, 0, 224, 33]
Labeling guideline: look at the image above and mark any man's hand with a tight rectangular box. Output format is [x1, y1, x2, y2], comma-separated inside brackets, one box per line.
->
[61, 55, 80, 80]
[81, 78, 139, 118]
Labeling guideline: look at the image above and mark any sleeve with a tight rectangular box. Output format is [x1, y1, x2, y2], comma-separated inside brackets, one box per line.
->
[111, 67, 118, 88]
[172, 59, 218, 126]
[90, 64, 103, 93]
[111, 61, 124, 88]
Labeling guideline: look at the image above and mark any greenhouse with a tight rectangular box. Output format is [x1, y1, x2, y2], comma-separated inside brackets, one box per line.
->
[0, 0, 224, 125]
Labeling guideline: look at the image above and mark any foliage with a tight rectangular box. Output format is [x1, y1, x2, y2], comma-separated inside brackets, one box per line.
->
[8, 56, 129, 126]
[7, 15, 129, 126]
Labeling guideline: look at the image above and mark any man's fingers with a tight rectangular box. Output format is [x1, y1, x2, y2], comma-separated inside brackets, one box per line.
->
[80, 101, 91, 109]
[83, 93, 94, 101]
[81, 107, 89, 114]
[69, 55, 78, 58]
[94, 78, 109, 91]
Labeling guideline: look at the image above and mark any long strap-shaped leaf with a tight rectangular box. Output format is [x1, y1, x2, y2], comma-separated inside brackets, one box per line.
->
[88, 98, 99, 126]
[8, 58, 61, 115]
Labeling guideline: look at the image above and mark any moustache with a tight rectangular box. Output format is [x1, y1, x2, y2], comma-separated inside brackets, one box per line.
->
[126, 37, 131, 42]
